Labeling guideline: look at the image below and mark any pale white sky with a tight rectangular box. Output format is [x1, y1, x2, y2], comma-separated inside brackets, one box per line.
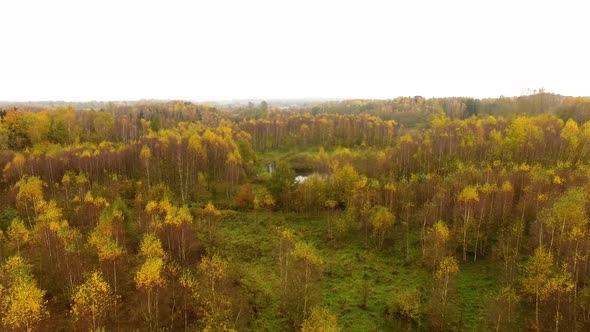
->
[0, 0, 588, 101]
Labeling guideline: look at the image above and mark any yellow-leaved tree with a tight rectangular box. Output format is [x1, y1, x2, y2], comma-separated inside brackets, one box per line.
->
[140, 145, 152, 187]
[14, 175, 46, 226]
[458, 185, 479, 261]
[6, 218, 30, 254]
[201, 202, 222, 242]
[424, 220, 450, 271]
[179, 268, 199, 331]
[289, 241, 323, 324]
[135, 233, 167, 331]
[1, 255, 48, 332]
[71, 270, 118, 331]
[198, 254, 235, 332]
[521, 247, 574, 332]
[431, 255, 459, 328]
[369, 205, 395, 250]
[88, 208, 125, 292]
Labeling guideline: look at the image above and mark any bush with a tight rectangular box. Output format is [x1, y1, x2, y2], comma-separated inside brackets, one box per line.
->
[386, 288, 422, 327]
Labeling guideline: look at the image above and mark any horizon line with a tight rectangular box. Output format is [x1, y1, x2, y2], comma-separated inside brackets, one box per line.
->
[1, 91, 583, 105]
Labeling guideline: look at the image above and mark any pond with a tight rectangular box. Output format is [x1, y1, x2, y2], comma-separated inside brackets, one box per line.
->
[295, 175, 309, 183]
[267, 163, 324, 184]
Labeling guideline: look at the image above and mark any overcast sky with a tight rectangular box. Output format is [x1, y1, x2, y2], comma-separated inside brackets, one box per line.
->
[1, 0, 588, 101]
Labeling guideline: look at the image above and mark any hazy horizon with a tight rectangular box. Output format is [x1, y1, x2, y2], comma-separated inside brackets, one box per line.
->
[1, 0, 588, 101]
[1, 90, 580, 106]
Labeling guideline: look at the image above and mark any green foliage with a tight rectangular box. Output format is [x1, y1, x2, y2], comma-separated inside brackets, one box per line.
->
[329, 162, 359, 206]
[93, 112, 115, 141]
[48, 117, 68, 144]
[268, 161, 295, 208]
[0, 208, 18, 231]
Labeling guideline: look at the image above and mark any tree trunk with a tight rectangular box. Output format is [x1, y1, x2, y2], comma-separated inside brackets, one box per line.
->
[535, 291, 540, 332]
[463, 207, 470, 261]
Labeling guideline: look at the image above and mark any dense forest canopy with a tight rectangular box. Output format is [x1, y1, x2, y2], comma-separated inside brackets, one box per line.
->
[1, 92, 590, 331]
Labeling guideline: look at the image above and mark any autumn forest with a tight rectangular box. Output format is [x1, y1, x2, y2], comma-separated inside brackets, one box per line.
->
[2, 92, 590, 331]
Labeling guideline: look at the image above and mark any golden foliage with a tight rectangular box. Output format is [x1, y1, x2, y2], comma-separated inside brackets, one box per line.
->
[1, 256, 48, 331]
[300, 306, 340, 332]
[71, 270, 117, 328]
[135, 257, 166, 290]
[139, 233, 166, 259]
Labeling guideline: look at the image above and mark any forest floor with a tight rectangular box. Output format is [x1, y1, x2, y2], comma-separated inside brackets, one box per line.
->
[218, 210, 505, 331]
